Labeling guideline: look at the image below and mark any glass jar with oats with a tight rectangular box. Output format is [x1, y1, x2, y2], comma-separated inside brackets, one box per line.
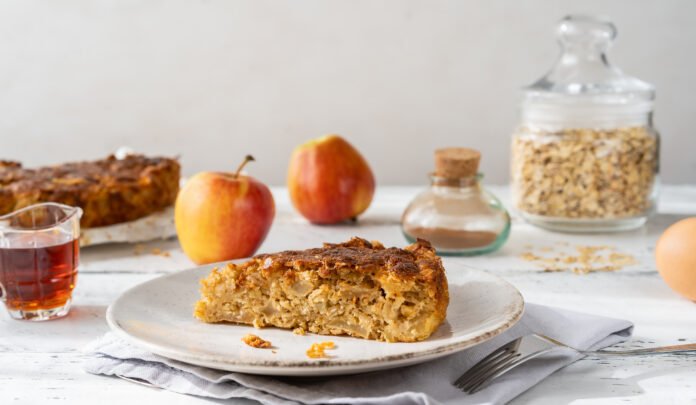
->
[511, 15, 659, 232]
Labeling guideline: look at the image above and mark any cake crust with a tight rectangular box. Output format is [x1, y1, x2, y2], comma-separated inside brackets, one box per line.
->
[0, 154, 180, 228]
[256, 237, 430, 277]
[195, 237, 449, 342]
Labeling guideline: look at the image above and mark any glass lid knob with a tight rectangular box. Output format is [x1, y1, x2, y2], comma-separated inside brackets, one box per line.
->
[557, 15, 617, 55]
[526, 14, 654, 103]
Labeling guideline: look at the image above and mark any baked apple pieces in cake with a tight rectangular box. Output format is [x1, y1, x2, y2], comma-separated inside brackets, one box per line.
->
[194, 237, 449, 342]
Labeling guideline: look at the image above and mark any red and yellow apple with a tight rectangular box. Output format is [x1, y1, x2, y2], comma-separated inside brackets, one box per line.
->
[175, 156, 275, 264]
[288, 134, 375, 224]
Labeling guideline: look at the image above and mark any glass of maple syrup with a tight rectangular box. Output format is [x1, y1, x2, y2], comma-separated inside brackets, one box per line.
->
[0, 203, 82, 321]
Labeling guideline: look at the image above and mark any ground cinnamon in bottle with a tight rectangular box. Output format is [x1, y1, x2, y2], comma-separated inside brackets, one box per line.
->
[401, 148, 510, 256]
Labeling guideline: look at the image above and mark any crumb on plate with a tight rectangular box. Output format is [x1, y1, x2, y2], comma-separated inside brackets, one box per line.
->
[242, 334, 272, 349]
[306, 341, 335, 359]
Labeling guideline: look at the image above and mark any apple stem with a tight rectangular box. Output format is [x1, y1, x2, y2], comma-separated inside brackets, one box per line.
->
[234, 155, 255, 178]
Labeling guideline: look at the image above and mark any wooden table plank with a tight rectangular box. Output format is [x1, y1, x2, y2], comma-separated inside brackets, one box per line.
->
[1, 185, 695, 404]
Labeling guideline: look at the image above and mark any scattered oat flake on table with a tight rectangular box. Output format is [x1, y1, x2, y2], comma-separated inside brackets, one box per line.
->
[306, 341, 335, 359]
[520, 252, 541, 261]
[520, 244, 637, 274]
[242, 334, 272, 348]
[150, 248, 171, 257]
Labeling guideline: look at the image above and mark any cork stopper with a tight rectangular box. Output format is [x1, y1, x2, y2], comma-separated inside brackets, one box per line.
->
[434, 147, 481, 178]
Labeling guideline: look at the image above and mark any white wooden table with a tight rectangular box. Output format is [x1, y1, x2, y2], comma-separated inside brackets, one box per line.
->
[2, 185, 695, 404]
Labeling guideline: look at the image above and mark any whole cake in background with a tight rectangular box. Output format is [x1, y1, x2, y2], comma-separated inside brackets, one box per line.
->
[0, 154, 180, 228]
[195, 237, 449, 342]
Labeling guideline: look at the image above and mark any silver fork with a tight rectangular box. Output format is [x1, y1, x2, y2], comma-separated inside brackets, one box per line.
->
[453, 334, 696, 394]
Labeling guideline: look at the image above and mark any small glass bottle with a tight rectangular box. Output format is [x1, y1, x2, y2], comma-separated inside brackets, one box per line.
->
[511, 15, 659, 232]
[401, 148, 510, 256]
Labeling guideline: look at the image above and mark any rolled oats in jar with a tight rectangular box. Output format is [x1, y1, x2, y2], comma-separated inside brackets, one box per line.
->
[511, 16, 659, 232]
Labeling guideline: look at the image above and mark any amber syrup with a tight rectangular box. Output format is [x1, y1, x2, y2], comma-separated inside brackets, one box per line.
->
[0, 238, 79, 311]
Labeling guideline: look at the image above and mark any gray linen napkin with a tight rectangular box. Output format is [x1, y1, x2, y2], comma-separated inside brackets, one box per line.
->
[83, 303, 633, 405]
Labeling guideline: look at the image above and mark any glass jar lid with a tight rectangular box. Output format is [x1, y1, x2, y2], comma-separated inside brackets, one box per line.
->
[523, 15, 655, 127]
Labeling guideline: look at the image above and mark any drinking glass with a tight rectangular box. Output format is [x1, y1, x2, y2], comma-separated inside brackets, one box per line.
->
[0, 203, 82, 321]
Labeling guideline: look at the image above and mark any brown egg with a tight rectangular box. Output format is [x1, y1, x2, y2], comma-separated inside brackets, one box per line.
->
[656, 217, 696, 302]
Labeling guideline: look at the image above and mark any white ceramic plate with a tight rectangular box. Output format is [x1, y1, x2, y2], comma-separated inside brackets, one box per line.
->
[106, 262, 524, 376]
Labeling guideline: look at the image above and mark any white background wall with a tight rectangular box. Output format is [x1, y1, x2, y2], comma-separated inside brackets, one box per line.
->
[1, 0, 694, 185]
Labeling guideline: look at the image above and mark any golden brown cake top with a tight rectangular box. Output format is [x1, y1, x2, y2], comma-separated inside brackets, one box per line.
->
[253, 237, 443, 280]
[0, 154, 178, 191]
[0, 154, 180, 228]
